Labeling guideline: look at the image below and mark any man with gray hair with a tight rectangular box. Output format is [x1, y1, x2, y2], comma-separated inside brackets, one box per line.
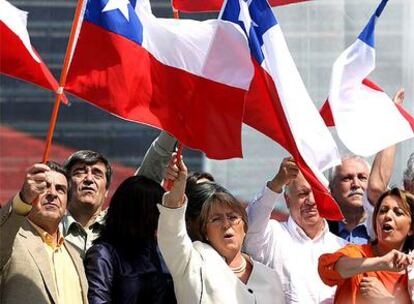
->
[327, 88, 405, 244]
[245, 157, 346, 303]
[327, 146, 396, 244]
[403, 152, 414, 194]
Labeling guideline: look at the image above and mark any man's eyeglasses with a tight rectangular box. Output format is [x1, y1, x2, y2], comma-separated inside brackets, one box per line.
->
[207, 214, 242, 226]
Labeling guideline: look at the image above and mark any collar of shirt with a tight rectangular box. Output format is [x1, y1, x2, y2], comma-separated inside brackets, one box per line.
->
[287, 216, 330, 242]
[61, 210, 106, 237]
[337, 221, 369, 244]
[28, 219, 65, 250]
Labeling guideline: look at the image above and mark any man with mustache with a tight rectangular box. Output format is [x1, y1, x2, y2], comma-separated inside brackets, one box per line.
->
[328, 88, 407, 244]
[0, 162, 88, 304]
[244, 157, 346, 303]
[328, 146, 396, 244]
[61, 150, 112, 258]
[328, 156, 373, 244]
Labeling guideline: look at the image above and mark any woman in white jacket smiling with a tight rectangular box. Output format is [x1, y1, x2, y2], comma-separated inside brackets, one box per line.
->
[157, 155, 285, 304]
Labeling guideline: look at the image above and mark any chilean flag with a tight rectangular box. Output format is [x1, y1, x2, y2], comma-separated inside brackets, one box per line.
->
[0, 0, 62, 97]
[172, 0, 310, 13]
[323, 0, 414, 156]
[222, 0, 343, 220]
[65, 0, 253, 159]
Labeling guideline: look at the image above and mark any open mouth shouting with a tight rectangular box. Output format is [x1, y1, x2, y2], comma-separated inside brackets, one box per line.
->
[382, 222, 394, 233]
[223, 231, 235, 241]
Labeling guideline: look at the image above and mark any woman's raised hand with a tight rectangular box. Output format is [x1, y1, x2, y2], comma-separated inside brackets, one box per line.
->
[378, 249, 413, 272]
[163, 153, 188, 208]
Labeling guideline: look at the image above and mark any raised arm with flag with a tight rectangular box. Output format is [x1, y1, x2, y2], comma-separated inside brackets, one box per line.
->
[221, 0, 343, 220]
[323, 0, 414, 156]
[64, 0, 253, 160]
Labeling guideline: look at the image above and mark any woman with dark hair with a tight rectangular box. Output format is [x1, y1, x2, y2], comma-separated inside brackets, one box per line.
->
[318, 188, 414, 304]
[185, 179, 216, 241]
[157, 156, 284, 304]
[85, 175, 176, 304]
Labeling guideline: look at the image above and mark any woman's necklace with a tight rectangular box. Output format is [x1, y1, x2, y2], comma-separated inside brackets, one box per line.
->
[230, 256, 247, 274]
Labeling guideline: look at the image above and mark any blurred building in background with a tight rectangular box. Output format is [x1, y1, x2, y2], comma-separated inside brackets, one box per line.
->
[1, 0, 412, 207]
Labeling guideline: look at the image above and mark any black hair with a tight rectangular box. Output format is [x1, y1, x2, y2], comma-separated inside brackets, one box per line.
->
[46, 160, 71, 193]
[187, 171, 214, 185]
[95, 175, 164, 255]
[63, 150, 112, 189]
[185, 180, 218, 221]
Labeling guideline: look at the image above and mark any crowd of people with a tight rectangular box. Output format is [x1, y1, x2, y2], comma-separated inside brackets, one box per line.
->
[1, 96, 414, 304]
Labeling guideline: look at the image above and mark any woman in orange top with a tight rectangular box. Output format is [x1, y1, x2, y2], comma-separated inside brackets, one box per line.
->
[318, 188, 414, 304]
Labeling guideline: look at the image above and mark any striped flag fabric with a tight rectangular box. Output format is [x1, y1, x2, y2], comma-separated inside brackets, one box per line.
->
[324, 0, 414, 156]
[0, 0, 63, 98]
[65, 0, 254, 159]
[221, 0, 343, 220]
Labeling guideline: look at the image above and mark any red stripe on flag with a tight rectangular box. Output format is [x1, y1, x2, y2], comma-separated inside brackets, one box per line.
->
[245, 62, 343, 220]
[172, 0, 310, 13]
[396, 104, 414, 131]
[319, 100, 335, 127]
[320, 78, 383, 127]
[362, 78, 384, 92]
[65, 22, 245, 160]
[0, 21, 65, 100]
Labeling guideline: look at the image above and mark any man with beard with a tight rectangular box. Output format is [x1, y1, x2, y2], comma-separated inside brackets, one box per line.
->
[244, 157, 346, 303]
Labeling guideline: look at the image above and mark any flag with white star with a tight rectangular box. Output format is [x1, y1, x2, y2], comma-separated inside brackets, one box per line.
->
[65, 0, 254, 159]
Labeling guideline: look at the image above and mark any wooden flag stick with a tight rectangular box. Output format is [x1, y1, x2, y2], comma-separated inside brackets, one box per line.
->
[162, 5, 184, 191]
[42, 0, 85, 163]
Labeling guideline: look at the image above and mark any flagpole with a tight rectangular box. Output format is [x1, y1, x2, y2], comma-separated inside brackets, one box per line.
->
[171, 7, 183, 166]
[42, 0, 85, 163]
[164, 5, 183, 191]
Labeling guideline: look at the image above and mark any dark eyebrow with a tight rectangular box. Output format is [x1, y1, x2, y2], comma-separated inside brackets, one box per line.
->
[56, 183, 68, 191]
[72, 165, 86, 171]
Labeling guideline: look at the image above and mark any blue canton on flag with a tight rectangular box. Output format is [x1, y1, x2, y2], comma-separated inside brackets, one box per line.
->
[221, 0, 277, 64]
[84, 0, 143, 45]
[358, 0, 388, 48]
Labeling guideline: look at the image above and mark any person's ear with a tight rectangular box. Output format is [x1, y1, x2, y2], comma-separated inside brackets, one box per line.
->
[284, 193, 291, 210]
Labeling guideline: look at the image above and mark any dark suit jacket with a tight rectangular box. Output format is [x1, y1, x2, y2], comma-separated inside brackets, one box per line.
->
[0, 200, 88, 304]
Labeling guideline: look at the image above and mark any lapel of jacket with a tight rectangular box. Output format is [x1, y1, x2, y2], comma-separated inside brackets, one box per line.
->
[19, 220, 59, 304]
[65, 242, 88, 303]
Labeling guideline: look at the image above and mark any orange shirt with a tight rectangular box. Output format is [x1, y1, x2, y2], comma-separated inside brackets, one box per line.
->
[318, 244, 409, 304]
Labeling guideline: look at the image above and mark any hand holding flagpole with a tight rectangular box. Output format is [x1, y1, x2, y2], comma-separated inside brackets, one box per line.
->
[164, 143, 183, 191]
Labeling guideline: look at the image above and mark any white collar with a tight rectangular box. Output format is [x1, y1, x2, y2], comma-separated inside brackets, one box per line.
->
[287, 216, 329, 242]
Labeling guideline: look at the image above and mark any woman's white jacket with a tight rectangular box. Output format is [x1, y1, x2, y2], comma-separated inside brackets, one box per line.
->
[157, 202, 285, 304]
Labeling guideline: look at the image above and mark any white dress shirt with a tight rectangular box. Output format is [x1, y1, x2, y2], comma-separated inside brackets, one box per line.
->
[244, 186, 347, 304]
